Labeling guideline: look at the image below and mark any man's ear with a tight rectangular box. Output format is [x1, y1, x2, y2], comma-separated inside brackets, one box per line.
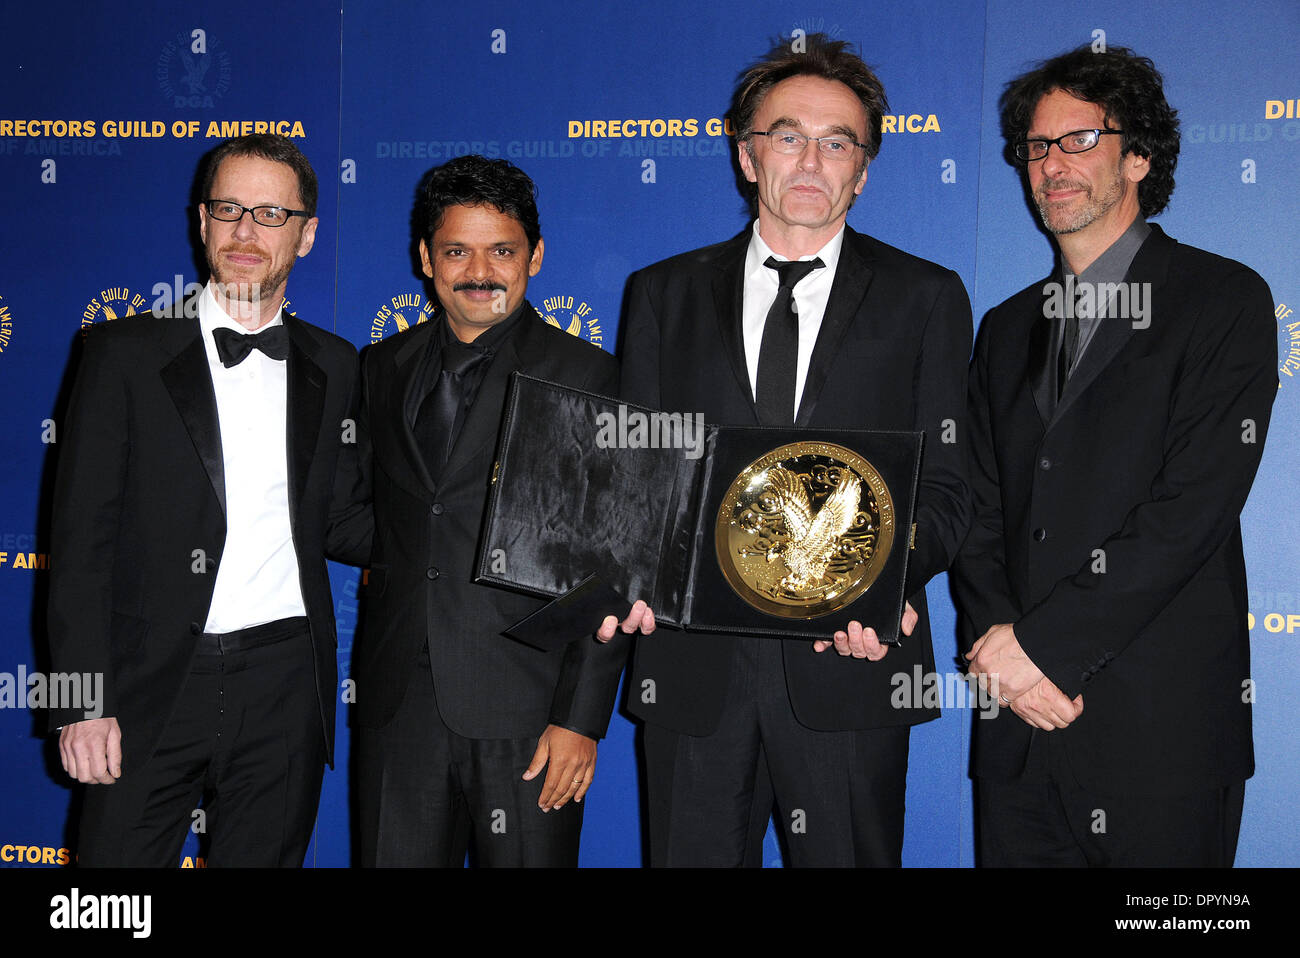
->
[528, 237, 545, 277]
[1124, 151, 1151, 184]
[738, 140, 758, 183]
[418, 238, 433, 278]
[854, 159, 870, 195]
[297, 217, 319, 258]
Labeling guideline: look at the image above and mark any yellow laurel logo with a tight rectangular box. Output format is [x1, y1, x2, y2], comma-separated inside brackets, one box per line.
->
[81, 286, 146, 328]
[0, 292, 12, 355]
[1278, 303, 1298, 387]
[537, 294, 604, 348]
[371, 291, 436, 343]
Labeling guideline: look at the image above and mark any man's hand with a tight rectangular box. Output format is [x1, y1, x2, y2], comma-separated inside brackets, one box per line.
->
[59, 717, 122, 785]
[965, 622, 1044, 701]
[1006, 676, 1084, 730]
[596, 599, 656, 643]
[812, 601, 917, 659]
[522, 724, 597, 811]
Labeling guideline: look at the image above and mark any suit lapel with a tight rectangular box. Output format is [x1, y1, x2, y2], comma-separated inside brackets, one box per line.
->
[285, 317, 326, 514]
[160, 318, 226, 516]
[1027, 289, 1056, 427]
[384, 320, 440, 495]
[797, 228, 874, 426]
[1051, 226, 1174, 424]
[709, 235, 758, 423]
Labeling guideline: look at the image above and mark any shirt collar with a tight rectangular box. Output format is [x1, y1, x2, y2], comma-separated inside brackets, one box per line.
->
[436, 299, 529, 354]
[1068, 217, 1151, 286]
[745, 221, 846, 283]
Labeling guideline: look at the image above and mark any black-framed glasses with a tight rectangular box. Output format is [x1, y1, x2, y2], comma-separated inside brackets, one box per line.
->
[1015, 128, 1123, 162]
[202, 200, 310, 228]
[750, 129, 867, 158]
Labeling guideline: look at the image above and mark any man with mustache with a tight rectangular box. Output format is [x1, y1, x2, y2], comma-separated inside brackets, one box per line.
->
[954, 46, 1276, 865]
[354, 155, 623, 866]
[49, 134, 371, 865]
[606, 35, 972, 866]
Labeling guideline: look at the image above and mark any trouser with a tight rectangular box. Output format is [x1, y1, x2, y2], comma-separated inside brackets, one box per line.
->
[77, 618, 325, 867]
[644, 636, 910, 867]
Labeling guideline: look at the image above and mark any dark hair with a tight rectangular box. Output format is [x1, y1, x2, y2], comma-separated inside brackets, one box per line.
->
[200, 134, 319, 217]
[1000, 44, 1179, 217]
[415, 155, 541, 254]
[732, 33, 889, 162]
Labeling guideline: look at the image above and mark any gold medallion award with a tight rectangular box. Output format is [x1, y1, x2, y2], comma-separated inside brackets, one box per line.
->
[715, 442, 893, 618]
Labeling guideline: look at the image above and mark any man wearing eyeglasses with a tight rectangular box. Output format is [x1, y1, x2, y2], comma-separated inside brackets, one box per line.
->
[611, 35, 972, 866]
[953, 46, 1276, 866]
[48, 134, 371, 865]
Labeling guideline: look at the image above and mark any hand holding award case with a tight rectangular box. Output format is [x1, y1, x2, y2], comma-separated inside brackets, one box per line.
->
[475, 374, 923, 647]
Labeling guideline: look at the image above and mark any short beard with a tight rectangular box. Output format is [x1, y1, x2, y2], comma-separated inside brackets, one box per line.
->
[1033, 158, 1124, 235]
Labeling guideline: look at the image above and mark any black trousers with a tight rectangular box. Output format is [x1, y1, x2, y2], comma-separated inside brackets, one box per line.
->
[77, 619, 325, 867]
[977, 735, 1245, 867]
[358, 648, 583, 867]
[644, 637, 910, 867]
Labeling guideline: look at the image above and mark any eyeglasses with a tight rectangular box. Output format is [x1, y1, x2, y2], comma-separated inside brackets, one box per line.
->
[202, 200, 310, 228]
[1015, 129, 1123, 162]
[750, 129, 867, 159]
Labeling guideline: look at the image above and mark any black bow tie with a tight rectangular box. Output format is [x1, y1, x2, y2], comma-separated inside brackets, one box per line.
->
[213, 324, 289, 367]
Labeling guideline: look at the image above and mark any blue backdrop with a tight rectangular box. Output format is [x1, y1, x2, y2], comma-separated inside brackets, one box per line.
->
[1, 0, 1295, 868]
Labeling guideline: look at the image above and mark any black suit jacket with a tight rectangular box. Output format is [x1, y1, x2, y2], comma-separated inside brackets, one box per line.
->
[952, 225, 1276, 792]
[354, 306, 627, 740]
[47, 310, 369, 767]
[620, 225, 973, 735]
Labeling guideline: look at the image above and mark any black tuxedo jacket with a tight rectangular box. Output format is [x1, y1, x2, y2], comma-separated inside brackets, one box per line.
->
[620, 225, 973, 735]
[952, 225, 1277, 793]
[47, 310, 369, 767]
[353, 307, 627, 741]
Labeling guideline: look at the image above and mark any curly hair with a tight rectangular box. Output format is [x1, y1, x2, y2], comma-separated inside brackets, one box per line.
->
[1000, 45, 1179, 217]
[415, 155, 540, 254]
[201, 134, 319, 217]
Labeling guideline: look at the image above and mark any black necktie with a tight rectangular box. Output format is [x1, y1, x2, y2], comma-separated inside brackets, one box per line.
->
[415, 341, 489, 478]
[213, 324, 289, 367]
[756, 256, 824, 425]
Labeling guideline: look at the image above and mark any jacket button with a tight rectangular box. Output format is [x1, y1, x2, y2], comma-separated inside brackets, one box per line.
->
[1039, 457, 1051, 470]
[205, 556, 217, 571]
[190, 622, 201, 635]
[430, 503, 444, 516]
[426, 567, 440, 580]
[1033, 528, 1047, 542]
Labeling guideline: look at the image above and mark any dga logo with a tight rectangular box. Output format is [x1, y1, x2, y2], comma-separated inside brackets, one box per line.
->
[370, 292, 436, 343]
[156, 29, 232, 109]
[537, 294, 604, 348]
[81, 287, 146, 328]
[1278, 302, 1298, 385]
[0, 292, 12, 356]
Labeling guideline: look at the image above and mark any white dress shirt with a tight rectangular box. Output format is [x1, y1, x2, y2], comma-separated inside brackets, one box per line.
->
[741, 222, 847, 421]
[197, 283, 306, 633]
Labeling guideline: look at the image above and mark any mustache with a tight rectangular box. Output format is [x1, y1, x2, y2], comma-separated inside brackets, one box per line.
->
[453, 281, 507, 292]
[1037, 177, 1089, 194]
[218, 243, 266, 258]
